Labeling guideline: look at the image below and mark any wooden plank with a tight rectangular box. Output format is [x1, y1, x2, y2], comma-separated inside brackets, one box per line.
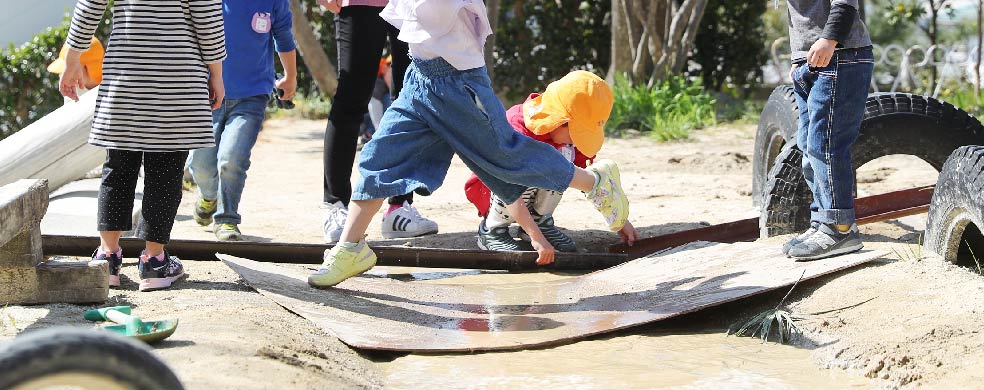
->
[220, 242, 888, 352]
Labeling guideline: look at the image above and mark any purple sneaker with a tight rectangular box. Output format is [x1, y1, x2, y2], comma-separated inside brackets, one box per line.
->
[138, 251, 186, 292]
[92, 248, 123, 288]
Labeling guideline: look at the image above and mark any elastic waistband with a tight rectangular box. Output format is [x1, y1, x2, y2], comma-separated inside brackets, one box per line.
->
[411, 57, 473, 78]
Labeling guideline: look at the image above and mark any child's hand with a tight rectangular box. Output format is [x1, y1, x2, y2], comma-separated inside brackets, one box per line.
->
[276, 75, 297, 101]
[789, 63, 798, 84]
[317, 0, 341, 13]
[208, 75, 225, 110]
[618, 221, 638, 246]
[59, 50, 85, 102]
[807, 38, 837, 67]
[531, 237, 556, 266]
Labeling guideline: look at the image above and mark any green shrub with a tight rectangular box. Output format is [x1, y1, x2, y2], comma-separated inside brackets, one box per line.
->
[691, 0, 768, 95]
[938, 85, 984, 118]
[1, 24, 68, 140]
[1, 11, 111, 141]
[607, 75, 716, 141]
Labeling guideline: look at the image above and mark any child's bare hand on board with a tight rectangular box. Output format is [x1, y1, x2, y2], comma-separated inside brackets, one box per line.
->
[531, 236, 556, 266]
[618, 220, 638, 246]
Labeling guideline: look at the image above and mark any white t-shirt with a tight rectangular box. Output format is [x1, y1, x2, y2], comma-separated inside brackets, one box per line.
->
[380, 0, 493, 71]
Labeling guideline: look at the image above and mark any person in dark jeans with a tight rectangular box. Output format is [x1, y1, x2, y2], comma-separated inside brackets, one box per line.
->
[782, 0, 874, 260]
[317, 1, 438, 243]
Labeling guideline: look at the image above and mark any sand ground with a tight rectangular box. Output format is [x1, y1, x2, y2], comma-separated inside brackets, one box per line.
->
[3, 117, 983, 389]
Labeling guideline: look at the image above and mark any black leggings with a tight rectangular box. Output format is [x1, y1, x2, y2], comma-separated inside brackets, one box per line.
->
[98, 149, 187, 244]
[323, 5, 412, 207]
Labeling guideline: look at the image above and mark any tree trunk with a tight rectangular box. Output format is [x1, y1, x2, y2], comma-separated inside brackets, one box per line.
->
[977, 0, 982, 104]
[607, 0, 708, 86]
[288, 0, 338, 97]
[484, 0, 501, 82]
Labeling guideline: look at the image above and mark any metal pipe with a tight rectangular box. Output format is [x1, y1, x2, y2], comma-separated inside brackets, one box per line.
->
[41, 235, 628, 271]
[610, 186, 935, 260]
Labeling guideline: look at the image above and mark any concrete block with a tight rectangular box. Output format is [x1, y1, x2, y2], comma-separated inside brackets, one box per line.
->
[0, 179, 108, 305]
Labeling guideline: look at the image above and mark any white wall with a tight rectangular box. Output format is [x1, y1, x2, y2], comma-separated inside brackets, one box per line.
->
[1, 1, 77, 48]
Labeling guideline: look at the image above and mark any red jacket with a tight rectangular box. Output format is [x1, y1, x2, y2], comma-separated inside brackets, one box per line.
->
[464, 94, 592, 217]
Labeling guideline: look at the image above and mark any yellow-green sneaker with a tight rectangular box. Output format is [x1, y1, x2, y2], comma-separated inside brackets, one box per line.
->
[194, 198, 217, 226]
[308, 240, 377, 288]
[585, 159, 629, 231]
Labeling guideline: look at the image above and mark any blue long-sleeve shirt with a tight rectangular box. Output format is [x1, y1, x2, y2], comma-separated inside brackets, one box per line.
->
[222, 0, 296, 99]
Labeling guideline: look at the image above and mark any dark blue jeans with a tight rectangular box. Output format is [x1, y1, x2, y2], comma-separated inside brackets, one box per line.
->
[792, 47, 874, 226]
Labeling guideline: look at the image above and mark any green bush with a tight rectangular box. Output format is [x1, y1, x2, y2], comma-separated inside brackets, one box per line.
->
[607, 75, 717, 142]
[939, 85, 984, 118]
[1, 24, 68, 140]
[1, 12, 111, 141]
[691, 0, 768, 95]
[493, 0, 610, 103]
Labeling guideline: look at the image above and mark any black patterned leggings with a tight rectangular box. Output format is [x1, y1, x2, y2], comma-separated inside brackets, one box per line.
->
[98, 149, 188, 244]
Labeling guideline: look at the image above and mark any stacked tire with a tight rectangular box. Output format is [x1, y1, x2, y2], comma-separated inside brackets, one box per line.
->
[755, 86, 984, 237]
[925, 146, 984, 266]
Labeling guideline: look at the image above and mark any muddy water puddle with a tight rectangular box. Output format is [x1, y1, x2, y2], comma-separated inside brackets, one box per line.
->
[372, 267, 870, 389]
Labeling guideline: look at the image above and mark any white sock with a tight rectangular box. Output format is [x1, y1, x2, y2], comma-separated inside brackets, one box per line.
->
[340, 241, 360, 248]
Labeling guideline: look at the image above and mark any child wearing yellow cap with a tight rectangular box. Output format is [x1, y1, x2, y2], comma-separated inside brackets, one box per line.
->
[465, 70, 634, 253]
[307, 0, 639, 288]
[47, 37, 104, 99]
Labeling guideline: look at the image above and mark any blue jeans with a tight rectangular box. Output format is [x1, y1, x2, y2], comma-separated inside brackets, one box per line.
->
[792, 47, 874, 226]
[188, 95, 267, 224]
[353, 57, 575, 204]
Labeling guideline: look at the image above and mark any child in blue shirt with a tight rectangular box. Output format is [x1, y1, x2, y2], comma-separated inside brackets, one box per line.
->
[308, 0, 638, 288]
[188, 0, 297, 241]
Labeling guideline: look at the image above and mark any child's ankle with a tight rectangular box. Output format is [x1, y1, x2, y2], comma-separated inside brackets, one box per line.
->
[99, 247, 122, 258]
[385, 204, 402, 216]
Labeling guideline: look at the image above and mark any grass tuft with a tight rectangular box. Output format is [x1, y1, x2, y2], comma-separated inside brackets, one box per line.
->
[607, 74, 716, 142]
[965, 240, 983, 276]
[729, 271, 806, 344]
[892, 233, 925, 262]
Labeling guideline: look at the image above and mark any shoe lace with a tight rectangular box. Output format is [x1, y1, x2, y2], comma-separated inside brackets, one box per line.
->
[218, 223, 238, 231]
[802, 229, 836, 248]
[403, 203, 423, 219]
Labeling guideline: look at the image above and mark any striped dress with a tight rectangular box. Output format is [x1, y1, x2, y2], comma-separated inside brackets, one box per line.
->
[67, 0, 226, 152]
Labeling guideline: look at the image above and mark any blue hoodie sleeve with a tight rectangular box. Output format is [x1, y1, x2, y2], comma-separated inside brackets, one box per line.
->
[272, 0, 297, 53]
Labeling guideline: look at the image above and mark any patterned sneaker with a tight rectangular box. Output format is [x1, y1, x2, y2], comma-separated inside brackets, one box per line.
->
[322, 201, 348, 244]
[92, 248, 123, 288]
[585, 159, 629, 231]
[214, 223, 243, 241]
[478, 219, 532, 251]
[787, 224, 864, 261]
[519, 215, 578, 253]
[194, 197, 217, 226]
[381, 201, 439, 239]
[308, 240, 377, 288]
[138, 251, 187, 292]
[782, 222, 819, 255]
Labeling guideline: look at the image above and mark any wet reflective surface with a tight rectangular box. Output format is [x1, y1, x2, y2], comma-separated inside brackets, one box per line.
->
[220, 243, 885, 352]
[381, 329, 871, 389]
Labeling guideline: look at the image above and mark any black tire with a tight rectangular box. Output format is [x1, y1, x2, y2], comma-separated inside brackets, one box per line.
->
[752, 85, 799, 207]
[758, 92, 984, 236]
[759, 143, 813, 237]
[0, 327, 183, 390]
[925, 146, 984, 266]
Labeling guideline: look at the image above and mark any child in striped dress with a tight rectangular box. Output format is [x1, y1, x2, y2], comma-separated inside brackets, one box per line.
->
[59, 0, 226, 291]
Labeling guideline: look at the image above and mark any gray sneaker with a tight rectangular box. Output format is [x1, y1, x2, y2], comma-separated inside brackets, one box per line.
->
[787, 223, 863, 261]
[478, 219, 532, 251]
[782, 223, 819, 255]
[519, 215, 578, 253]
[214, 223, 243, 241]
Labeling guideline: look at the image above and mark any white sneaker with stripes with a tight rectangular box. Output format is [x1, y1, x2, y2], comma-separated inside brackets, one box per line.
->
[381, 201, 439, 239]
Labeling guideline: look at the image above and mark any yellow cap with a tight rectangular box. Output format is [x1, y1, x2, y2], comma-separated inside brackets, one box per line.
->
[48, 37, 105, 84]
[522, 70, 613, 157]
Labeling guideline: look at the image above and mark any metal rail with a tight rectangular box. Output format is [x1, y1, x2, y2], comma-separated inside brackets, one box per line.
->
[610, 186, 935, 260]
[41, 186, 935, 270]
[41, 235, 628, 271]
